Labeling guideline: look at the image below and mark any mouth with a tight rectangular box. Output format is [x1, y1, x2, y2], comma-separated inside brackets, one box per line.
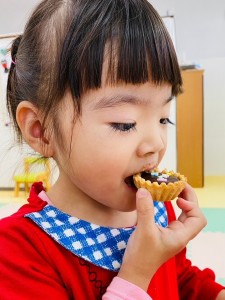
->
[124, 165, 157, 189]
[124, 175, 136, 188]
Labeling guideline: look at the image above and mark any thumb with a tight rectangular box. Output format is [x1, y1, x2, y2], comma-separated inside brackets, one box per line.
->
[136, 188, 154, 228]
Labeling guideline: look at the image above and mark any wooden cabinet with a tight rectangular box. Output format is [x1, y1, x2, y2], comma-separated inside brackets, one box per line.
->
[176, 69, 204, 187]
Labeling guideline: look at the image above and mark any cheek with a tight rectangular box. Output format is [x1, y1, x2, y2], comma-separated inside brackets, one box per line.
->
[69, 148, 124, 199]
[69, 140, 130, 195]
[70, 133, 122, 173]
[78, 147, 125, 176]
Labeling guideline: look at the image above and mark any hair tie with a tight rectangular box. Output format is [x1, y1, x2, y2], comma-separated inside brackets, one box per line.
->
[11, 35, 22, 66]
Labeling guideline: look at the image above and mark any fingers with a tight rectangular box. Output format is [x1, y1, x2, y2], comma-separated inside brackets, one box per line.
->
[177, 183, 200, 221]
[136, 188, 155, 228]
[176, 207, 207, 241]
[176, 198, 196, 213]
[178, 183, 198, 203]
[176, 198, 198, 223]
[175, 183, 207, 238]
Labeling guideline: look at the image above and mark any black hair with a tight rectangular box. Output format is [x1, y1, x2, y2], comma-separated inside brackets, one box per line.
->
[7, 0, 182, 142]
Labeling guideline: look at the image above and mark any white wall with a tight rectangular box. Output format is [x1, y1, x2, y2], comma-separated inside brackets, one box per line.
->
[0, 0, 40, 35]
[0, 0, 224, 189]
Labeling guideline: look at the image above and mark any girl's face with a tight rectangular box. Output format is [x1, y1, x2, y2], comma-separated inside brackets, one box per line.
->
[53, 82, 172, 213]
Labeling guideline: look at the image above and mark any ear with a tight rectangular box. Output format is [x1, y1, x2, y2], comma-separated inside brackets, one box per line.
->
[16, 101, 54, 157]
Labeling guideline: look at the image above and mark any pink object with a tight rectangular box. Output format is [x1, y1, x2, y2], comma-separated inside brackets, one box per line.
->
[157, 177, 167, 182]
[38, 191, 53, 205]
[103, 277, 152, 300]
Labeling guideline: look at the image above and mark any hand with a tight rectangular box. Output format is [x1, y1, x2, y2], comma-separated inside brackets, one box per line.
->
[118, 184, 207, 291]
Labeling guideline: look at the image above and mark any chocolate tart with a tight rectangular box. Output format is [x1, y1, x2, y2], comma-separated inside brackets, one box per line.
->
[133, 168, 187, 201]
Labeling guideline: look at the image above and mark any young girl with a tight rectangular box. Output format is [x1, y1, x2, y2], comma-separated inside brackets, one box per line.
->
[0, 0, 224, 299]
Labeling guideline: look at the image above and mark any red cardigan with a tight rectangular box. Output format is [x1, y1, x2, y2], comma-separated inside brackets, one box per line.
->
[0, 183, 223, 299]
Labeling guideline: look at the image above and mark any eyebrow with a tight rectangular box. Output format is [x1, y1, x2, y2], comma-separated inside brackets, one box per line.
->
[92, 94, 173, 110]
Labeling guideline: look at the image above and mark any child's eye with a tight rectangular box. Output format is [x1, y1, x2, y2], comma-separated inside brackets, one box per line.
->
[160, 118, 175, 125]
[110, 122, 136, 132]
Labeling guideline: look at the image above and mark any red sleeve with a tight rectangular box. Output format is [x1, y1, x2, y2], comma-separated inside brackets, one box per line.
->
[165, 201, 224, 300]
[0, 216, 70, 300]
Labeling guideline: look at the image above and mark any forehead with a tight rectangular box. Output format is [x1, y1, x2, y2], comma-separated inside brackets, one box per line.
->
[83, 82, 173, 110]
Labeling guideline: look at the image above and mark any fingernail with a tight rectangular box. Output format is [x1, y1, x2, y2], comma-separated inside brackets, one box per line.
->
[137, 188, 149, 198]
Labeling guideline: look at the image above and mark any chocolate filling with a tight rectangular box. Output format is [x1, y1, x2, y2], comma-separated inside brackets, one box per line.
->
[141, 171, 179, 185]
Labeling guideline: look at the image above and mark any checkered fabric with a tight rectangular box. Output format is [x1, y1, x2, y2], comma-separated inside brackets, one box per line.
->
[25, 202, 168, 272]
[154, 201, 168, 228]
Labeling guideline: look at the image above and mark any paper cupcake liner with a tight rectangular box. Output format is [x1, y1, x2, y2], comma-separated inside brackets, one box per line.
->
[133, 169, 186, 202]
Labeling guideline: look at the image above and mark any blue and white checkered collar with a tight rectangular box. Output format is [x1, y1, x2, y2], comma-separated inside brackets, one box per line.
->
[25, 201, 168, 272]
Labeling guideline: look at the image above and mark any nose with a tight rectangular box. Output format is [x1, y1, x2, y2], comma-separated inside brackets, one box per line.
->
[136, 129, 165, 157]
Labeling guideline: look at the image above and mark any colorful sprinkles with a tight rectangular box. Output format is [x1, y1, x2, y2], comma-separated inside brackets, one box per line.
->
[145, 170, 179, 184]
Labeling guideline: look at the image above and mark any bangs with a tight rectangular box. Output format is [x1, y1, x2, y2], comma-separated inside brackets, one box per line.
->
[59, 0, 182, 105]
